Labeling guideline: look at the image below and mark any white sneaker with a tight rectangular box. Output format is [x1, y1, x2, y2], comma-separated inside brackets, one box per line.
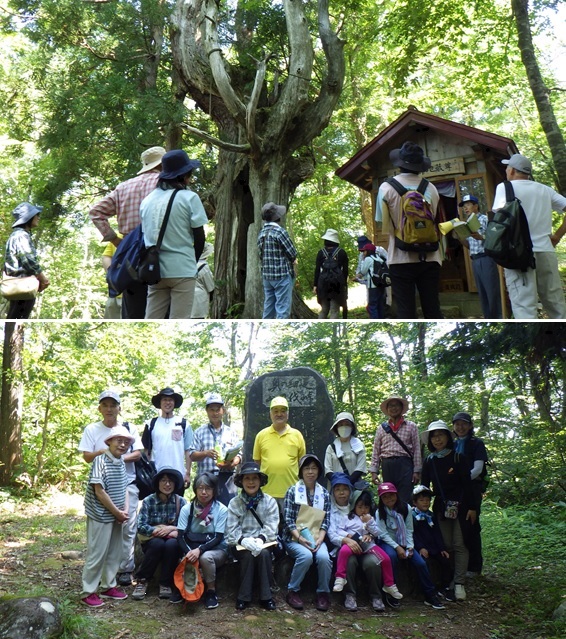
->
[382, 584, 403, 599]
[371, 596, 385, 611]
[333, 577, 347, 592]
[455, 584, 466, 601]
[344, 593, 357, 611]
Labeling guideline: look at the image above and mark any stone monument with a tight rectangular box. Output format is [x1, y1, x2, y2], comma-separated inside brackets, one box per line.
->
[243, 366, 334, 467]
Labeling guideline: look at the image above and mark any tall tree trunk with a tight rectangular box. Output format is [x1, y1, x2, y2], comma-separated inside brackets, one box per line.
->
[512, 0, 566, 193]
[171, 0, 345, 317]
[0, 322, 25, 486]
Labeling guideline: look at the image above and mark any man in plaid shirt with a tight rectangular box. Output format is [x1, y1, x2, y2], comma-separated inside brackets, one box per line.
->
[456, 195, 502, 319]
[369, 395, 422, 505]
[257, 202, 297, 319]
[190, 393, 242, 505]
[89, 146, 165, 318]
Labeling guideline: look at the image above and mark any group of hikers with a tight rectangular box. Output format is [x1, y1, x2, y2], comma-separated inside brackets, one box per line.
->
[4, 140, 566, 320]
[79, 388, 488, 615]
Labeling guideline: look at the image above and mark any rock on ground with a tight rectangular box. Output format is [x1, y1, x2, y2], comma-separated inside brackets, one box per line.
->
[0, 597, 62, 639]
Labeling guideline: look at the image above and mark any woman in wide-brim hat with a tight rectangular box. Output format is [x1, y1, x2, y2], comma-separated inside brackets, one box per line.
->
[225, 462, 279, 611]
[3, 202, 50, 319]
[324, 412, 367, 486]
[139, 149, 209, 320]
[313, 228, 348, 319]
[420, 420, 478, 602]
[282, 454, 333, 612]
[369, 394, 421, 507]
[134, 467, 187, 603]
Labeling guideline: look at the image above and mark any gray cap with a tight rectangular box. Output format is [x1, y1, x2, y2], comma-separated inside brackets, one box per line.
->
[205, 392, 224, 406]
[98, 390, 121, 404]
[502, 154, 532, 175]
[261, 202, 286, 222]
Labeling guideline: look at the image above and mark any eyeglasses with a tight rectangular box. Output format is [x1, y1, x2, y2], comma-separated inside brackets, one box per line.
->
[113, 439, 131, 446]
[196, 485, 213, 492]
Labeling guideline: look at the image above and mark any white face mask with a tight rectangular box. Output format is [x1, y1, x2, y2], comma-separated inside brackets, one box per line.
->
[337, 425, 352, 438]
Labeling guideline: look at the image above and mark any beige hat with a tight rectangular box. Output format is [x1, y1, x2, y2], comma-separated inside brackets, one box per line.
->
[321, 229, 340, 244]
[137, 146, 166, 175]
[380, 395, 409, 415]
[104, 425, 135, 446]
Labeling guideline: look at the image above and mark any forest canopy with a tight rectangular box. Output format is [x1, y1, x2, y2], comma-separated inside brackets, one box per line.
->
[1, 320, 564, 506]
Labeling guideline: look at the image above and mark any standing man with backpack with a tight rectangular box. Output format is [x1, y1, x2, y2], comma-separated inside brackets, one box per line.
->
[491, 154, 566, 319]
[142, 387, 193, 494]
[375, 141, 443, 319]
[257, 202, 297, 319]
[313, 228, 348, 319]
[78, 390, 144, 588]
[89, 146, 166, 319]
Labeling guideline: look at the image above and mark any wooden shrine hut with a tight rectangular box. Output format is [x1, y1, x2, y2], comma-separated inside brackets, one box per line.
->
[336, 106, 520, 317]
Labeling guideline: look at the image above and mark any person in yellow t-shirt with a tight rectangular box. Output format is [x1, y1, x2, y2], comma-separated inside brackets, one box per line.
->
[101, 233, 123, 319]
[252, 396, 306, 512]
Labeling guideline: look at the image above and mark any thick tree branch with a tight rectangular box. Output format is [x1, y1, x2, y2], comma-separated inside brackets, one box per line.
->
[180, 123, 250, 153]
[203, 0, 247, 126]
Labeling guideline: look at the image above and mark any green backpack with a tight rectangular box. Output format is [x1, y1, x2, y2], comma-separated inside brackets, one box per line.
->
[484, 181, 535, 272]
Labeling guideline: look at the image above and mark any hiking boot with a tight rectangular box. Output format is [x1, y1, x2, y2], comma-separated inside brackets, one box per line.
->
[333, 577, 347, 592]
[169, 591, 183, 604]
[132, 580, 147, 600]
[81, 593, 105, 608]
[315, 592, 330, 611]
[159, 585, 172, 599]
[204, 590, 219, 609]
[425, 594, 446, 610]
[441, 587, 456, 602]
[286, 590, 304, 610]
[382, 584, 403, 599]
[100, 587, 127, 600]
[235, 599, 249, 611]
[344, 593, 357, 612]
[117, 572, 133, 586]
[455, 584, 467, 601]
[371, 596, 385, 612]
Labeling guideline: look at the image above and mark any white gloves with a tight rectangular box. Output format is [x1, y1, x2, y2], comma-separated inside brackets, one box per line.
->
[241, 537, 263, 556]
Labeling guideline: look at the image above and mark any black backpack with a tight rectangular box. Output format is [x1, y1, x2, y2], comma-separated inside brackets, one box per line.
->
[484, 181, 535, 272]
[318, 248, 345, 298]
[123, 422, 157, 500]
[141, 416, 187, 455]
[370, 254, 391, 288]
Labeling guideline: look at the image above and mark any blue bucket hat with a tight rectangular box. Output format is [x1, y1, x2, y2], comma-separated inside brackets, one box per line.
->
[330, 472, 353, 490]
[12, 202, 43, 228]
[159, 150, 201, 180]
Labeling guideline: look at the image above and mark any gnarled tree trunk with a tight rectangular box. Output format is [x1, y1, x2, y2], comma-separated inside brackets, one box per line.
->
[170, 0, 345, 317]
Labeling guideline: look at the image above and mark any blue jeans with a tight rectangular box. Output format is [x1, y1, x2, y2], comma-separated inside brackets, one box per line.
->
[378, 541, 436, 596]
[367, 286, 386, 319]
[262, 274, 294, 319]
[286, 540, 332, 593]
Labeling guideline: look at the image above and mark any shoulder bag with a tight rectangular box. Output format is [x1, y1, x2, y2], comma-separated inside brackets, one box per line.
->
[1, 271, 39, 300]
[138, 189, 180, 285]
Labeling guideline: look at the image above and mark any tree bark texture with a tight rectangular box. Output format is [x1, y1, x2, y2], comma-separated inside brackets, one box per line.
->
[0, 322, 24, 486]
[171, 0, 345, 317]
[512, 0, 566, 194]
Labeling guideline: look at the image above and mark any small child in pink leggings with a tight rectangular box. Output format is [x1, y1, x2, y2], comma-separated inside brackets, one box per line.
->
[332, 490, 403, 602]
